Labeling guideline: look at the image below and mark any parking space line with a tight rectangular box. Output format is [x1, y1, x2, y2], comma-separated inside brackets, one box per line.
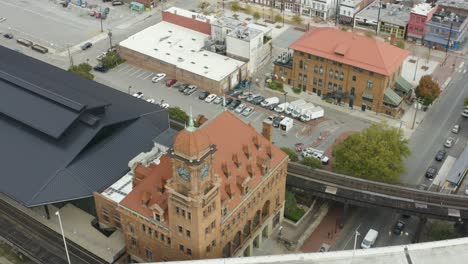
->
[129, 69, 143, 76]
[124, 66, 136, 74]
[127, 68, 142, 76]
[136, 71, 149, 79]
[142, 73, 153, 80]
[117, 65, 130, 73]
[252, 112, 264, 123]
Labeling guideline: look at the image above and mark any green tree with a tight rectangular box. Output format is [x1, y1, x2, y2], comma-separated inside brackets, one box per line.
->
[415, 75, 441, 106]
[280, 147, 298, 162]
[231, 2, 241, 13]
[396, 40, 406, 49]
[253, 11, 261, 21]
[332, 123, 410, 183]
[68, 63, 94, 80]
[292, 14, 303, 24]
[427, 220, 458, 241]
[465, 97, 468, 106]
[274, 14, 283, 23]
[284, 191, 305, 222]
[101, 51, 124, 70]
[168, 107, 189, 124]
[300, 157, 322, 169]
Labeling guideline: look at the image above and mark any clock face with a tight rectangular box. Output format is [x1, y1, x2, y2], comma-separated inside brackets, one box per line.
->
[200, 163, 210, 178]
[178, 166, 190, 181]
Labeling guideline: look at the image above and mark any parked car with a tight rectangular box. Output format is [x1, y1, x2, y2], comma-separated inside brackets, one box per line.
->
[238, 92, 253, 100]
[252, 96, 266, 105]
[146, 98, 156, 104]
[184, 85, 197, 95]
[227, 89, 243, 98]
[425, 166, 437, 178]
[152, 73, 166, 83]
[267, 103, 279, 111]
[132, 92, 144, 99]
[160, 103, 170, 109]
[213, 96, 224, 104]
[435, 150, 446, 161]
[198, 91, 210, 100]
[93, 64, 108, 72]
[96, 52, 107, 61]
[273, 116, 285, 128]
[319, 243, 330, 252]
[112, 0, 124, 6]
[81, 42, 92, 50]
[229, 100, 241, 110]
[246, 94, 261, 102]
[452, 124, 460, 134]
[462, 109, 468, 118]
[392, 220, 405, 235]
[361, 229, 378, 249]
[234, 103, 247, 113]
[223, 97, 234, 107]
[242, 107, 255, 117]
[178, 84, 189, 92]
[3, 33, 13, 39]
[205, 94, 217, 103]
[166, 79, 177, 87]
[444, 137, 455, 148]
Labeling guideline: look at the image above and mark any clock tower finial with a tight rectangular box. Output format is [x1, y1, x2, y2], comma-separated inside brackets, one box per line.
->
[187, 106, 195, 132]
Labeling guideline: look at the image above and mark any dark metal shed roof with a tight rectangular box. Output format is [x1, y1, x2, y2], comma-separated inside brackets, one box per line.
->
[0, 46, 170, 207]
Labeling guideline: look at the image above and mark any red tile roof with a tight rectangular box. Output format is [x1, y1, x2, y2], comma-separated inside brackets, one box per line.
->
[119, 111, 287, 220]
[289, 28, 410, 76]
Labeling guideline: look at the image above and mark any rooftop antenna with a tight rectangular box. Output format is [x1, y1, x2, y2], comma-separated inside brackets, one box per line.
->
[187, 106, 195, 132]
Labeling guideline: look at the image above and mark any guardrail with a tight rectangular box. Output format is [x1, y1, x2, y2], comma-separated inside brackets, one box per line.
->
[287, 163, 468, 210]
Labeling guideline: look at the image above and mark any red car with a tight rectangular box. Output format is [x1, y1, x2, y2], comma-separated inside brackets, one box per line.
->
[166, 79, 177, 87]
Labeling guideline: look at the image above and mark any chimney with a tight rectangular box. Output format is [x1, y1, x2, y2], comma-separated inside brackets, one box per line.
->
[232, 153, 241, 168]
[266, 145, 273, 159]
[262, 119, 273, 143]
[221, 162, 231, 178]
[246, 163, 254, 177]
[242, 144, 251, 159]
[253, 135, 261, 150]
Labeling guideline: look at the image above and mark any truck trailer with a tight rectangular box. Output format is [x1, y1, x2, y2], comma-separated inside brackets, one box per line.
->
[292, 103, 315, 119]
[300, 106, 324, 122]
[285, 99, 306, 115]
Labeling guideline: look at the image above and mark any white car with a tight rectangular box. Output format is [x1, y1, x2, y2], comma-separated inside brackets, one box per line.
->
[205, 94, 217, 103]
[160, 103, 170, 109]
[152, 73, 166, 83]
[242, 107, 255, 116]
[146, 98, 156, 104]
[96, 52, 106, 61]
[444, 137, 455, 148]
[132, 92, 144, 99]
[213, 96, 224, 104]
[462, 109, 468, 118]
[235, 103, 247, 113]
[452, 124, 460, 134]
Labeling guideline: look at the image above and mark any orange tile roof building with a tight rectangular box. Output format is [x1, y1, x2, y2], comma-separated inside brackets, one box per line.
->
[274, 28, 410, 116]
[94, 111, 288, 262]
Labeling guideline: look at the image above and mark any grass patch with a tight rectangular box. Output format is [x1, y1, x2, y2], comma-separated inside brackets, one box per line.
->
[267, 80, 284, 92]
[68, 63, 94, 80]
[292, 87, 301, 94]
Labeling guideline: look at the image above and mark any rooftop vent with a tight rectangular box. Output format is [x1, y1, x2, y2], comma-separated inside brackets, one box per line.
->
[204, 66, 209, 69]
[191, 49, 196, 52]
[203, 54, 208, 56]
[166, 53, 171, 55]
[154, 48, 158, 51]
[179, 45, 183, 48]
[192, 38, 196, 41]
[191, 61, 196, 64]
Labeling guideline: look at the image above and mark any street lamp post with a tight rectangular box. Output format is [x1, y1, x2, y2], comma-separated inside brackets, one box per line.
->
[108, 30, 113, 50]
[413, 57, 419, 81]
[55, 211, 71, 264]
[284, 91, 288, 103]
[352, 231, 360, 259]
[411, 98, 423, 129]
[99, 6, 103, 33]
[128, 85, 132, 95]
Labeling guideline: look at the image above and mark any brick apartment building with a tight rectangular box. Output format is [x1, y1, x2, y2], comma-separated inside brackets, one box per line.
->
[407, 3, 436, 43]
[94, 111, 288, 262]
[273, 28, 409, 116]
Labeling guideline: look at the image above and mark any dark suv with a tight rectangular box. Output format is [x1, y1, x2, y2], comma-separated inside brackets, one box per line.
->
[392, 220, 405, 235]
[228, 100, 241, 110]
[198, 91, 210, 100]
[435, 150, 446, 161]
[425, 166, 438, 178]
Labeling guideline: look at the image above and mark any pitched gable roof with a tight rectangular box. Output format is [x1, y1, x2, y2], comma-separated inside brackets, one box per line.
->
[289, 28, 410, 76]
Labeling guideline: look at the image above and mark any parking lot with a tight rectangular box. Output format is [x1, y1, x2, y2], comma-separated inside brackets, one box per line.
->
[0, 0, 142, 52]
[94, 63, 370, 155]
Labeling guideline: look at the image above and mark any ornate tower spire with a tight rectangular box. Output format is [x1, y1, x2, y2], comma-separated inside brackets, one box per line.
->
[187, 106, 195, 132]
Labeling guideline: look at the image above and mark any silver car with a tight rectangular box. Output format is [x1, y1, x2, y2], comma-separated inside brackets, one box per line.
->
[444, 137, 455, 148]
[242, 106, 255, 116]
[235, 103, 247, 113]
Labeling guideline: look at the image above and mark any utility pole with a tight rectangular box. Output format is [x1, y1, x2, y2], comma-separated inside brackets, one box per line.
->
[281, 0, 285, 27]
[445, 20, 454, 59]
[335, 0, 340, 26]
[376, 0, 381, 35]
[413, 57, 419, 81]
[100, 6, 103, 33]
[67, 45, 74, 67]
[108, 30, 113, 50]
[411, 98, 423, 129]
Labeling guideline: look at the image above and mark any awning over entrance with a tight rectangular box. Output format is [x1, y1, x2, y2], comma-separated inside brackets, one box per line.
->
[362, 93, 374, 100]
[394, 76, 413, 94]
[384, 88, 403, 106]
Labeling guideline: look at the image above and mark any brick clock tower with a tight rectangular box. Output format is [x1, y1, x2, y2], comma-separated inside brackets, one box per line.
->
[166, 117, 222, 259]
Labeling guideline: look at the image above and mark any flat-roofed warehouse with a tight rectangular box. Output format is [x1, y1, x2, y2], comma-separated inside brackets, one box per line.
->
[118, 21, 247, 94]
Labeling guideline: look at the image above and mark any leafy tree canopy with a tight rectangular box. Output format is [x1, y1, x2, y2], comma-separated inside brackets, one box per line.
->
[332, 123, 410, 183]
[415, 75, 440, 106]
[280, 147, 298, 162]
[427, 220, 458, 241]
[300, 157, 322, 169]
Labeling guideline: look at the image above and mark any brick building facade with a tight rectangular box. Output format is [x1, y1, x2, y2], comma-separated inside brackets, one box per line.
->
[94, 111, 288, 262]
[273, 28, 409, 116]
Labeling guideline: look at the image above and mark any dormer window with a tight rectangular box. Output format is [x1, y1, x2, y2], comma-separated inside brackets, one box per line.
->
[155, 213, 161, 222]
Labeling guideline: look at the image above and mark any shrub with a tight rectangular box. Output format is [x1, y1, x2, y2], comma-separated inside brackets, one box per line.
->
[267, 80, 284, 92]
[280, 147, 298, 162]
[292, 87, 301, 94]
[274, 14, 283, 23]
[292, 15, 303, 24]
[253, 11, 261, 20]
[341, 27, 349, 31]
[231, 2, 240, 12]
[68, 63, 94, 80]
[300, 157, 322, 169]
[101, 51, 125, 70]
[397, 40, 406, 49]
[284, 191, 305, 222]
[168, 107, 189, 124]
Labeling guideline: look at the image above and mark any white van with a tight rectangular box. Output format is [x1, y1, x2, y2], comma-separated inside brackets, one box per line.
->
[361, 229, 378, 249]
